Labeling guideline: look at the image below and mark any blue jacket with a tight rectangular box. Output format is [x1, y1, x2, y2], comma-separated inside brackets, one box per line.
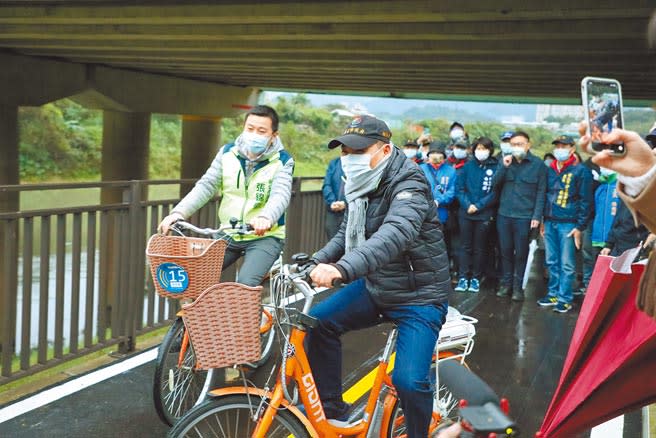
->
[321, 157, 345, 211]
[493, 151, 547, 221]
[420, 162, 456, 223]
[591, 176, 619, 246]
[456, 156, 498, 221]
[544, 162, 593, 230]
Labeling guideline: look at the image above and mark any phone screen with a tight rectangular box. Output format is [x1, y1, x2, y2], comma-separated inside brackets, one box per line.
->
[583, 77, 623, 146]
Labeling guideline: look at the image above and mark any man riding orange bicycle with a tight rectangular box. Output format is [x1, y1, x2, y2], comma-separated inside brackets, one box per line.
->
[306, 115, 453, 438]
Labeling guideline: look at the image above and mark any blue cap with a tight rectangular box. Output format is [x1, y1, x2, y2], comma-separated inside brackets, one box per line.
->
[500, 131, 514, 141]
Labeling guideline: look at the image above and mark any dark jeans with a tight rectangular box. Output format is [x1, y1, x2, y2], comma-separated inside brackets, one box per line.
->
[220, 236, 284, 287]
[496, 214, 531, 290]
[306, 279, 448, 438]
[581, 227, 600, 288]
[458, 216, 492, 279]
[324, 210, 344, 240]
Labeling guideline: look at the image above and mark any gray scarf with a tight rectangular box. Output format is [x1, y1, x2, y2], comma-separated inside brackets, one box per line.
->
[344, 157, 390, 253]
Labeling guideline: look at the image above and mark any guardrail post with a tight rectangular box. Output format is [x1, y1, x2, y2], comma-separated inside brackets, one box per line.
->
[1, 219, 18, 377]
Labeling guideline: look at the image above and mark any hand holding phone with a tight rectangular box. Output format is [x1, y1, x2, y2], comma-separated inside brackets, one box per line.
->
[581, 77, 626, 156]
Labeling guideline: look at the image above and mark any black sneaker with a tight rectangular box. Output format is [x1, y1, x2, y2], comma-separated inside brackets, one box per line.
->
[553, 302, 573, 313]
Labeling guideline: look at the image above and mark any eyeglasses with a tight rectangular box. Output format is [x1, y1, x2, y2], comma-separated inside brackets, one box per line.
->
[510, 142, 527, 147]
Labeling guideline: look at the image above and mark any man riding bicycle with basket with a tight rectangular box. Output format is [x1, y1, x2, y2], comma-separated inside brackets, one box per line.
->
[307, 115, 451, 438]
[158, 105, 293, 287]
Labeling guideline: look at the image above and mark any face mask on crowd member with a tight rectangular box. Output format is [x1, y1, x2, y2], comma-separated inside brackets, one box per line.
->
[449, 122, 465, 140]
[453, 147, 468, 160]
[551, 135, 576, 163]
[499, 131, 514, 156]
[509, 132, 531, 161]
[553, 147, 572, 162]
[543, 153, 555, 167]
[403, 148, 417, 158]
[474, 141, 492, 162]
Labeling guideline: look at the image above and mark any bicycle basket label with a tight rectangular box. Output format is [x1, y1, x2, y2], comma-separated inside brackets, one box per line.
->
[156, 263, 189, 293]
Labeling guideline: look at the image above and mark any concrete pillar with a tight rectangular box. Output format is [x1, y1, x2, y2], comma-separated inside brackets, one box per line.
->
[99, 110, 150, 336]
[180, 115, 221, 197]
[0, 106, 19, 356]
[101, 110, 151, 202]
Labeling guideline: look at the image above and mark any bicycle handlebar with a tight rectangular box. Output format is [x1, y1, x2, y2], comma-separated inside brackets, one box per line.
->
[171, 219, 254, 236]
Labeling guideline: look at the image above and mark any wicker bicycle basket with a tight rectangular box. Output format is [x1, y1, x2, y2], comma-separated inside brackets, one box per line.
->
[146, 234, 228, 300]
[181, 282, 263, 370]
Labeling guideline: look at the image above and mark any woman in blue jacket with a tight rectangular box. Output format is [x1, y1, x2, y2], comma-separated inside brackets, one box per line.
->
[420, 149, 456, 225]
[455, 137, 498, 293]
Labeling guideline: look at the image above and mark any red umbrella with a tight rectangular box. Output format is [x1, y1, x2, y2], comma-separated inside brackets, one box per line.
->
[538, 253, 656, 438]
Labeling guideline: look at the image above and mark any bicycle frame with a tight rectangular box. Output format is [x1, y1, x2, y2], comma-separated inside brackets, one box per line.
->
[251, 320, 397, 438]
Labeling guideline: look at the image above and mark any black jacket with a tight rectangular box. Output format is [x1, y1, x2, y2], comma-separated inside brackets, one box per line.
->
[606, 200, 650, 256]
[313, 148, 451, 308]
[493, 151, 547, 221]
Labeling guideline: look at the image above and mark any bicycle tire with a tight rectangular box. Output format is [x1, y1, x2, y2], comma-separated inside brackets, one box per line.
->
[153, 317, 209, 426]
[386, 359, 495, 437]
[168, 394, 310, 438]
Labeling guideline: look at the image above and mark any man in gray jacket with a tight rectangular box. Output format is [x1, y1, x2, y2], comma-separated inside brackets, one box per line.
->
[158, 105, 293, 286]
[307, 115, 451, 438]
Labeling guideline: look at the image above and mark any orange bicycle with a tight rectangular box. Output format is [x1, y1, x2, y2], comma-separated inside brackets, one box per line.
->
[167, 255, 483, 438]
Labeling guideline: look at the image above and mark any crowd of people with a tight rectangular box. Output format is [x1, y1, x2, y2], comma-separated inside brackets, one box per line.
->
[322, 119, 656, 314]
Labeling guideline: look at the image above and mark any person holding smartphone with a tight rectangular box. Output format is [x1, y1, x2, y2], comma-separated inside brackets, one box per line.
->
[579, 126, 656, 318]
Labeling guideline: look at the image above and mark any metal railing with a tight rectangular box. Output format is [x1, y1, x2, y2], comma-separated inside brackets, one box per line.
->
[0, 177, 327, 384]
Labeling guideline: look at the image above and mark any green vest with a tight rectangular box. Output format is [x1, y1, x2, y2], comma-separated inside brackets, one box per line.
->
[219, 145, 286, 241]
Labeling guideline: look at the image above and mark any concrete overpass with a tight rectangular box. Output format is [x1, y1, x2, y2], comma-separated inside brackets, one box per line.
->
[0, 0, 654, 387]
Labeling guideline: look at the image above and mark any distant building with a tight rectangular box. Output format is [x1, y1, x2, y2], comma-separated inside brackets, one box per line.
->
[535, 104, 584, 123]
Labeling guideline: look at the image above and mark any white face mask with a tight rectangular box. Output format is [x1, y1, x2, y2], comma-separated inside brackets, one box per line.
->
[511, 146, 526, 160]
[475, 149, 490, 162]
[340, 146, 386, 180]
[450, 128, 465, 140]
[553, 148, 571, 162]
[403, 148, 418, 159]
[500, 142, 512, 155]
[453, 148, 468, 160]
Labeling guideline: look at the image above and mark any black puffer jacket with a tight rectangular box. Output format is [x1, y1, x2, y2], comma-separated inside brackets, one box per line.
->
[313, 148, 451, 308]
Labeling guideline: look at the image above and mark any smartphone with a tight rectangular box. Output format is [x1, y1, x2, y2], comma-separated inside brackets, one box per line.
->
[581, 76, 626, 156]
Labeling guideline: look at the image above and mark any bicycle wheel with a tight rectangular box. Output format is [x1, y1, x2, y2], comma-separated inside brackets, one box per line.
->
[153, 317, 210, 426]
[168, 394, 310, 438]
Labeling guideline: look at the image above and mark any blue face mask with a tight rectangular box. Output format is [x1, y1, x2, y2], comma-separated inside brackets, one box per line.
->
[241, 131, 271, 156]
[500, 142, 512, 156]
[553, 148, 571, 162]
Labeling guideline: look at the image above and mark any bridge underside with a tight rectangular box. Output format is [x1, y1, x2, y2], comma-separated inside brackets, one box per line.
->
[0, 0, 654, 106]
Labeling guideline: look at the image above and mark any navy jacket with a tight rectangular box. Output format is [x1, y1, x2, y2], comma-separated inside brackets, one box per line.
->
[456, 156, 498, 221]
[321, 157, 345, 210]
[493, 151, 547, 221]
[313, 148, 451, 308]
[544, 162, 593, 230]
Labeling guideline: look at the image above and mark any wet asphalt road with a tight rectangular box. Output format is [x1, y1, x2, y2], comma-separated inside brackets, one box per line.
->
[1, 250, 601, 437]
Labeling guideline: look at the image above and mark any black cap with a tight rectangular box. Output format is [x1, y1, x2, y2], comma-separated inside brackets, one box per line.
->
[328, 115, 392, 150]
[449, 121, 464, 131]
[551, 134, 575, 145]
[452, 136, 470, 148]
[403, 139, 419, 148]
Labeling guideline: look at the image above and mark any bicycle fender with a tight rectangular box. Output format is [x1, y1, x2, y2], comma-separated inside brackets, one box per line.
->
[208, 386, 319, 438]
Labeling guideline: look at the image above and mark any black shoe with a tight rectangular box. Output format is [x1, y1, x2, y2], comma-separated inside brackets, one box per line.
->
[496, 285, 511, 297]
[511, 289, 525, 302]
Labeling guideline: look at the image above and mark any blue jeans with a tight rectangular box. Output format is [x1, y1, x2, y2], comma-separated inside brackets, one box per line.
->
[496, 214, 532, 289]
[544, 221, 577, 304]
[306, 279, 448, 438]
